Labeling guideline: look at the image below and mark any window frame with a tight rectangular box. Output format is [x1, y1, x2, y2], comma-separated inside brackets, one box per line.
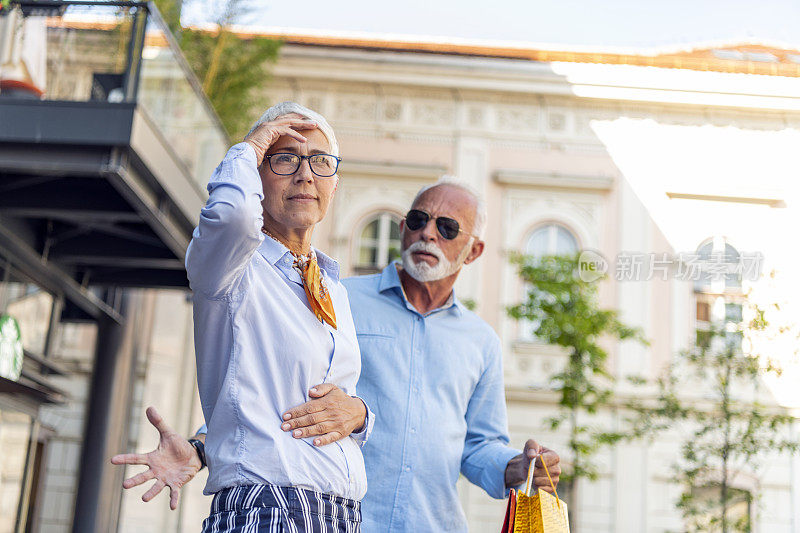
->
[352, 210, 403, 275]
[524, 221, 581, 258]
[517, 221, 581, 341]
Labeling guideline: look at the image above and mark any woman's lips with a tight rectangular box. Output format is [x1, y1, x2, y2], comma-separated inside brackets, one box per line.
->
[288, 194, 317, 202]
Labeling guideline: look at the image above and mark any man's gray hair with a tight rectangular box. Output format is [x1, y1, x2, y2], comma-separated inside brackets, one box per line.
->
[412, 176, 487, 239]
[246, 101, 339, 157]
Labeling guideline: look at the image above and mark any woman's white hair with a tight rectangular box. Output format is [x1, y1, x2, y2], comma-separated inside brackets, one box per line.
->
[412, 175, 487, 239]
[246, 101, 339, 156]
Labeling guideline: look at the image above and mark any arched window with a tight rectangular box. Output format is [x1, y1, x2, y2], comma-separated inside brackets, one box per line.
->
[689, 484, 751, 531]
[693, 238, 743, 350]
[354, 212, 402, 275]
[694, 239, 741, 293]
[525, 223, 579, 257]
[518, 223, 580, 340]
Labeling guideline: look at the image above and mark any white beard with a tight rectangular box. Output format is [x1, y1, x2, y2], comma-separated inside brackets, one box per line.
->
[401, 239, 472, 282]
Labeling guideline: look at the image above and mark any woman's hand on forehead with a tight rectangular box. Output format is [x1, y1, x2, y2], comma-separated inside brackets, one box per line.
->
[244, 117, 318, 165]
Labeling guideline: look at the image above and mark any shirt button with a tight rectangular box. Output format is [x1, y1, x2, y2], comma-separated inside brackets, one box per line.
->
[410, 428, 416, 434]
[405, 466, 411, 472]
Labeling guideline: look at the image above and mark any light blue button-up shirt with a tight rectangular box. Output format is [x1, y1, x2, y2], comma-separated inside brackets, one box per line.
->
[186, 143, 371, 500]
[343, 264, 520, 532]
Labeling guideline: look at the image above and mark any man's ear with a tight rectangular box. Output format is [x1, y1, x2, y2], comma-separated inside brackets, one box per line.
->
[463, 239, 485, 265]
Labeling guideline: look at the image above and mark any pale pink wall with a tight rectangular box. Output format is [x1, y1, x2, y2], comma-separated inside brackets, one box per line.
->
[338, 136, 455, 169]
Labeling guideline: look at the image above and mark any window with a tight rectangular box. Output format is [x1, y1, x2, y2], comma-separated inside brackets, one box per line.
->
[712, 49, 746, 61]
[519, 223, 580, 340]
[689, 484, 751, 531]
[525, 223, 579, 257]
[693, 239, 741, 294]
[693, 238, 743, 351]
[354, 212, 402, 275]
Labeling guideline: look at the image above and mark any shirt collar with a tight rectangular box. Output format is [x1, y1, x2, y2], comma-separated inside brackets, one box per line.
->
[379, 261, 463, 317]
[314, 248, 340, 282]
[258, 235, 340, 282]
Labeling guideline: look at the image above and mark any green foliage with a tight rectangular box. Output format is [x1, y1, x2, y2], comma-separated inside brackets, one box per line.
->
[180, 29, 280, 138]
[152, 0, 182, 35]
[150, 0, 281, 139]
[625, 301, 799, 532]
[461, 298, 477, 311]
[507, 253, 647, 486]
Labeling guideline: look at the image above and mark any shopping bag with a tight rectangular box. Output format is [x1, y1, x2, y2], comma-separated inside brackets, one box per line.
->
[500, 489, 516, 533]
[504, 455, 570, 533]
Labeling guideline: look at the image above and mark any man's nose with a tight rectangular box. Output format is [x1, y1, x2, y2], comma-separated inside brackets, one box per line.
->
[292, 157, 314, 183]
[419, 218, 438, 242]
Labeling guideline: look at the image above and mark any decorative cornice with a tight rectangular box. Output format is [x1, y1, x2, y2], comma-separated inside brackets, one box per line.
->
[495, 169, 613, 191]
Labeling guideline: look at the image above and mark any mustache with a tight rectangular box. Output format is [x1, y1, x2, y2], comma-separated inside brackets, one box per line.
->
[405, 241, 445, 261]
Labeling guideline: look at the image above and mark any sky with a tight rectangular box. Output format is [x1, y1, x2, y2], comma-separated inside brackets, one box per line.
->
[182, 0, 800, 50]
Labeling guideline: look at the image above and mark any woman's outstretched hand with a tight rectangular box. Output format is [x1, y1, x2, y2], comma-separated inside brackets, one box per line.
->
[110, 406, 202, 510]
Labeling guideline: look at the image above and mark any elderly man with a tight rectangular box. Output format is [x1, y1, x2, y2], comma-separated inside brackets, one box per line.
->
[116, 177, 561, 532]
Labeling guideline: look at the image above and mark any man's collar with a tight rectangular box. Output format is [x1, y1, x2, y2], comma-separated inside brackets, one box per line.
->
[258, 236, 340, 282]
[377, 261, 403, 293]
[379, 261, 463, 316]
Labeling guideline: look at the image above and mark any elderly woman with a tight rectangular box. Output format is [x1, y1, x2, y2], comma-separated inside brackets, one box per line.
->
[186, 102, 370, 532]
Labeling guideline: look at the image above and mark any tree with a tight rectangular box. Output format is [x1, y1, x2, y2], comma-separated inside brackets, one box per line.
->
[180, 27, 280, 139]
[507, 253, 646, 519]
[152, 0, 182, 35]
[153, 0, 281, 138]
[625, 296, 799, 532]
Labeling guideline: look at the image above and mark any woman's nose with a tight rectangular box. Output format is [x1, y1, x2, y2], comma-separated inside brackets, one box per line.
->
[293, 157, 314, 183]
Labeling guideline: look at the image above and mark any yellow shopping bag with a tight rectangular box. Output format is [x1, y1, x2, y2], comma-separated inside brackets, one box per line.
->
[511, 455, 570, 533]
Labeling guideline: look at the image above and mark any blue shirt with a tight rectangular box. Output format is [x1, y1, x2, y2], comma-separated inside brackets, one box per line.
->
[186, 143, 372, 499]
[344, 264, 520, 532]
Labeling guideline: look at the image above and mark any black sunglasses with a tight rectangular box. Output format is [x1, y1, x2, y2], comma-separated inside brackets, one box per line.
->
[404, 209, 464, 240]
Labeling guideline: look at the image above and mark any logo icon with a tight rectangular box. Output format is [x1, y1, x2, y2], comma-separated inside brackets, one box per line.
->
[578, 250, 608, 282]
[0, 315, 23, 381]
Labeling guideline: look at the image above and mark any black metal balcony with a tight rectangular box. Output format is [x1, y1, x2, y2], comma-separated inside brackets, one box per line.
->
[0, 0, 228, 321]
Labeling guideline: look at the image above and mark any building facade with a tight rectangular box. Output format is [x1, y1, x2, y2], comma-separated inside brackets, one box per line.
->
[8, 16, 800, 532]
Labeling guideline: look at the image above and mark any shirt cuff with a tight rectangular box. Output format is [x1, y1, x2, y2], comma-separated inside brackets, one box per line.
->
[350, 396, 374, 447]
[499, 448, 525, 498]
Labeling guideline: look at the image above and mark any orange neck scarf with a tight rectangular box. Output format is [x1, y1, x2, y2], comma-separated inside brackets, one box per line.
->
[294, 252, 337, 329]
[262, 228, 337, 329]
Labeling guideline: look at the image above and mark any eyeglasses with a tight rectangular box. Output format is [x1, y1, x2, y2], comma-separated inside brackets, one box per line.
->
[264, 152, 341, 177]
[404, 209, 466, 240]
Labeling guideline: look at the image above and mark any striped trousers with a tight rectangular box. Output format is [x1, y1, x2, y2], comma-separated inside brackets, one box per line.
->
[201, 484, 362, 533]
